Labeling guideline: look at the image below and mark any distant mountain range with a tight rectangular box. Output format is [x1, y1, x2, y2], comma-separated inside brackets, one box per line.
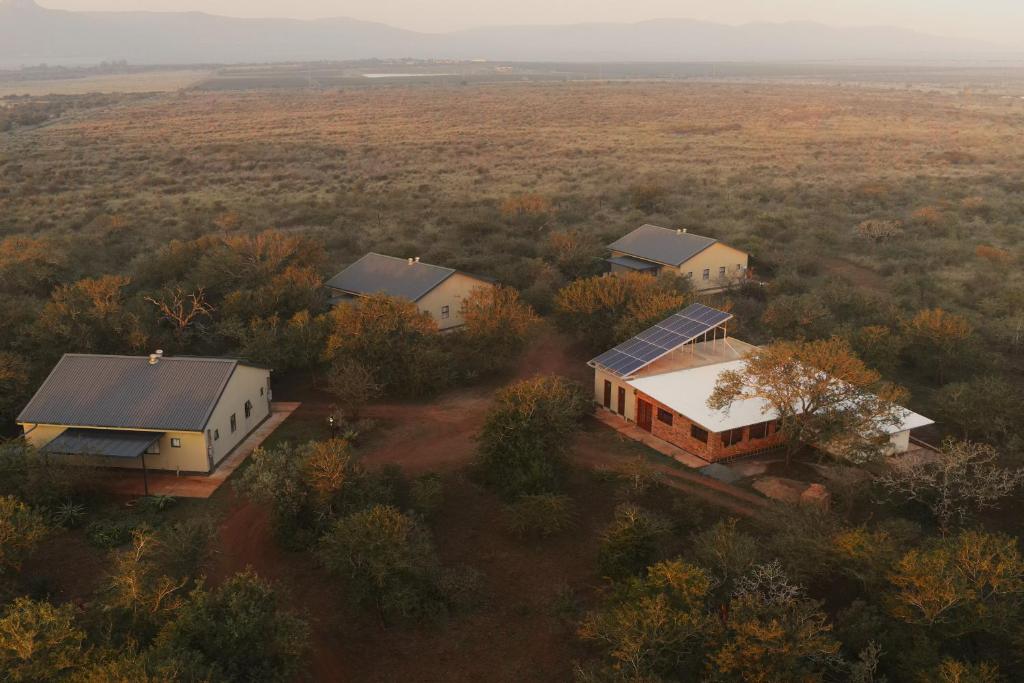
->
[0, 0, 1009, 67]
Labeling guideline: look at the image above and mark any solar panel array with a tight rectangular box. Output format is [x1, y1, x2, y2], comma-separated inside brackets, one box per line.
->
[590, 303, 733, 378]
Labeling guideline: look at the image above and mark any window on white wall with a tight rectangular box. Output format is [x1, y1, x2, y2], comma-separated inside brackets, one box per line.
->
[702, 269, 710, 280]
[718, 266, 726, 277]
[171, 437, 181, 448]
[441, 305, 450, 320]
[244, 400, 252, 419]
[230, 414, 237, 433]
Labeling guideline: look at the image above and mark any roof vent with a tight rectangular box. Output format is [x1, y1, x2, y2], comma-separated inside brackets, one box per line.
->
[407, 257, 414, 265]
[148, 349, 164, 365]
[677, 228, 687, 234]
[415, 257, 420, 263]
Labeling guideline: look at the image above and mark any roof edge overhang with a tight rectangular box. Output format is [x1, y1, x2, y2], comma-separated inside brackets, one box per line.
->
[18, 422, 204, 434]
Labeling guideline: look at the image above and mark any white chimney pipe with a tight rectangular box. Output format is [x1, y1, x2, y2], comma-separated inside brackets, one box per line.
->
[407, 257, 414, 265]
[415, 257, 420, 263]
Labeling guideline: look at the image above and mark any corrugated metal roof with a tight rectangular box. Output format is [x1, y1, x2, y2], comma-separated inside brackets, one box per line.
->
[608, 224, 719, 267]
[18, 354, 240, 432]
[42, 428, 162, 459]
[325, 253, 456, 302]
[606, 255, 661, 271]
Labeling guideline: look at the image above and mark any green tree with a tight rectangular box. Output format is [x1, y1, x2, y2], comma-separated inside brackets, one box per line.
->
[579, 559, 713, 680]
[553, 272, 689, 351]
[931, 376, 1023, 447]
[0, 495, 49, 578]
[902, 308, 973, 384]
[318, 505, 442, 623]
[708, 337, 909, 466]
[155, 570, 309, 683]
[0, 352, 31, 429]
[34, 275, 147, 356]
[324, 294, 443, 397]
[0, 598, 84, 683]
[475, 376, 588, 498]
[458, 285, 538, 375]
[220, 310, 328, 372]
[324, 357, 382, 421]
[691, 518, 760, 595]
[598, 504, 672, 579]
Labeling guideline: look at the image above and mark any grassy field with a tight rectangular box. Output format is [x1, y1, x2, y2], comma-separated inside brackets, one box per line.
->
[0, 69, 212, 97]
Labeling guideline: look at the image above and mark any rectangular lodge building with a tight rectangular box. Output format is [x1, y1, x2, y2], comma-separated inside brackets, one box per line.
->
[590, 304, 932, 462]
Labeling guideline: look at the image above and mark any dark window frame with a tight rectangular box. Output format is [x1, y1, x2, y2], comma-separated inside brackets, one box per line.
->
[657, 408, 674, 426]
[230, 414, 237, 433]
[749, 421, 769, 440]
[441, 305, 451, 320]
[722, 428, 745, 448]
[170, 437, 182, 448]
[244, 400, 253, 419]
[690, 424, 709, 443]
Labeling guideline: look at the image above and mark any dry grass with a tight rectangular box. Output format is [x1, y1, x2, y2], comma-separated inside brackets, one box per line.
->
[0, 69, 212, 97]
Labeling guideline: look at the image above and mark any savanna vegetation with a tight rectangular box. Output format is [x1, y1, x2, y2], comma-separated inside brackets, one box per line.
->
[1, 79, 1023, 680]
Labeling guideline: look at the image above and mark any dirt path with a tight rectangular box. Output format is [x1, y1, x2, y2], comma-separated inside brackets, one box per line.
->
[572, 427, 769, 519]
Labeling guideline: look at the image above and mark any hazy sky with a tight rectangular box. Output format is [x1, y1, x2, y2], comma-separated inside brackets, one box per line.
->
[38, 0, 1024, 45]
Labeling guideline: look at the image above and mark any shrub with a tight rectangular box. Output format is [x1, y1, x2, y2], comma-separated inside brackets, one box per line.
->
[597, 504, 671, 579]
[0, 496, 50, 577]
[154, 570, 309, 683]
[85, 519, 138, 549]
[409, 473, 444, 518]
[475, 376, 588, 498]
[319, 505, 444, 623]
[52, 501, 86, 529]
[504, 494, 577, 539]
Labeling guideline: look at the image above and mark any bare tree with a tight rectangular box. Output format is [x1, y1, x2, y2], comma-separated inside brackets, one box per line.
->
[877, 439, 1024, 534]
[145, 287, 214, 340]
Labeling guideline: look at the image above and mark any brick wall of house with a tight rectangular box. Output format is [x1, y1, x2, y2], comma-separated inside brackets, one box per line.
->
[636, 390, 786, 462]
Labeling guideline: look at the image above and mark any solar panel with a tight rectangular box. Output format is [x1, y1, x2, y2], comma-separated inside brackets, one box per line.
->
[588, 303, 734, 378]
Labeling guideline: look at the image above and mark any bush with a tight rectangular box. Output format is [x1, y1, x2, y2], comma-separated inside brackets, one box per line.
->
[154, 570, 309, 683]
[318, 505, 445, 623]
[409, 474, 444, 518]
[0, 496, 50, 577]
[475, 376, 588, 499]
[85, 519, 138, 549]
[504, 494, 577, 539]
[598, 504, 671, 579]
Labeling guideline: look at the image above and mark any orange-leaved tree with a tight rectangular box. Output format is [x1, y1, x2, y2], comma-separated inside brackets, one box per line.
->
[708, 337, 908, 466]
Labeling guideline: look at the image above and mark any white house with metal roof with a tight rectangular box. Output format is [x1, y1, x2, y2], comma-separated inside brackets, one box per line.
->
[608, 224, 750, 291]
[17, 352, 271, 475]
[325, 252, 495, 330]
[590, 304, 932, 463]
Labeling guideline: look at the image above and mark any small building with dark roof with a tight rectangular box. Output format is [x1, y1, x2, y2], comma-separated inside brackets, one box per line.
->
[17, 352, 271, 474]
[607, 224, 749, 291]
[325, 252, 495, 330]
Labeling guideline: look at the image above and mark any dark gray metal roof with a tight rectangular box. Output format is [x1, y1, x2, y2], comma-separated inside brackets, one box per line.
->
[325, 253, 457, 302]
[42, 428, 161, 459]
[606, 255, 660, 271]
[608, 224, 719, 267]
[18, 354, 240, 432]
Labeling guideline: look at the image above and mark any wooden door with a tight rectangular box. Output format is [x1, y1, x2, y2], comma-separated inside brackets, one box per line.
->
[637, 399, 653, 432]
[603, 380, 612, 409]
[617, 387, 626, 416]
